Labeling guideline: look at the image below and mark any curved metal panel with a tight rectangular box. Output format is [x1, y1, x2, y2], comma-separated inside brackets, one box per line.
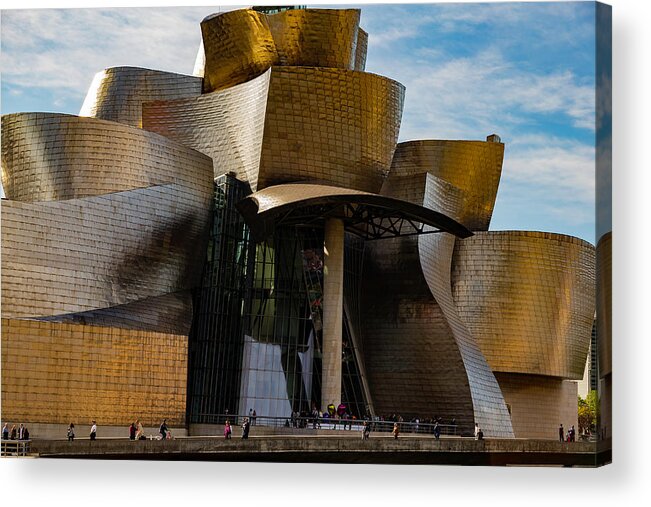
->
[597, 231, 611, 377]
[390, 139, 504, 230]
[418, 176, 515, 437]
[258, 67, 404, 193]
[79, 67, 202, 128]
[200, 8, 364, 93]
[200, 9, 279, 93]
[360, 235, 477, 434]
[1, 112, 213, 202]
[1, 318, 188, 426]
[267, 9, 360, 69]
[143, 67, 404, 194]
[35, 291, 194, 336]
[2, 183, 212, 320]
[495, 373, 579, 439]
[354, 28, 368, 71]
[451, 231, 596, 379]
[142, 70, 271, 188]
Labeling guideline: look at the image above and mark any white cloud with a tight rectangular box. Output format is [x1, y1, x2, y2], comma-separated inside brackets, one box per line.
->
[1, 7, 242, 103]
[372, 47, 596, 142]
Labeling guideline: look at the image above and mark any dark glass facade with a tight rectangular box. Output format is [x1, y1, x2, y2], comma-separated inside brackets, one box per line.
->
[187, 175, 369, 423]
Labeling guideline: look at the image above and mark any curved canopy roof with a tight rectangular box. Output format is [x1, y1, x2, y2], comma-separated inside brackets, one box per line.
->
[236, 183, 473, 242]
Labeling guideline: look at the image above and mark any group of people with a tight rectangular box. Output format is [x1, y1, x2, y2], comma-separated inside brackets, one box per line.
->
[558, 423, 577, 442]
[128, 419, 172, 440]
[223, 418, 251, 440]
[2, 423, 30, 441]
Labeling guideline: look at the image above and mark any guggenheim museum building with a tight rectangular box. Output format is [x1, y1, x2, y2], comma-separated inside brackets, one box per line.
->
[1, 7, 600, 440]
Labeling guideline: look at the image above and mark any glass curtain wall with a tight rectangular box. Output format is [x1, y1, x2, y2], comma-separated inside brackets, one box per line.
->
[187, 175, 251, 423]
[188, 178, 370, 424]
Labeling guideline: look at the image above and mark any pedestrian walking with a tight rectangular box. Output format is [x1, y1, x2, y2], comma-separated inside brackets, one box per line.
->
[10, 425, 17, 440]
[2, 423, 8, 440]
[67, 422, 75, 441]
[362, 420, 371, 440]
[224, 420, 232, 439]
[434, 421, 441, 440]
[474, 423, 483, 440]
[90, 420, 97, 441]
[242, 418, 250, 439]
[392, 422, 400, 440]
[18, 423, 25, 440]
[129, 421, 136, 440]
[559, 423, 564, 442]
[159, 419, 168, 440]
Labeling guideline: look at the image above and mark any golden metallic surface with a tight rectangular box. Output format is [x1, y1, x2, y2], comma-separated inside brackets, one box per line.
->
[200, 8, 365, 93]
[267, 9, 360, 69]
[381, 143, 514, 436]
[1, 113, 213, 327]
[259, 67, 404, 192]
[451, 231, 596, 379]
[2, 185, 209, 321]
[200, 9, 279, 93]
[355, 28, 368, 71]
[390, 139, 504, 230]
[144, 67, 405, 193]
[79, 67, 202, 128]
[36, 292, 194, 336]
[417, 176, 515, 437]
[494, 373, 579, 440]
[1, 318, 187, 426]
[1, 112, 213, 202]
[360, 234, 478, 434]
[143, 70, 271, 187]
[597, 231, 611, 377]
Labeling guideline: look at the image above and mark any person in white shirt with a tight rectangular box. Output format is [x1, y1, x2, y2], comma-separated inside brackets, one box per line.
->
[90, 420, 97, 441]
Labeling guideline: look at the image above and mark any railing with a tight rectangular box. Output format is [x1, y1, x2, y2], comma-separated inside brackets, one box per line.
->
[196, 414, 458, 436]
[1, 439, 31, 457]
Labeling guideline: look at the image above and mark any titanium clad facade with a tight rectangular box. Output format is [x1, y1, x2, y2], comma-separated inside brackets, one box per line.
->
[266, 9, 360, 69]
[354, 28, 368, 71]
[143, 67, 404, 193]
[360, 235, 477, 434]
[1, 318, 188, 426]
[390, 140, 504, 230]
[2, 185, 210, 322]
[258, 67, 404, 193]
[79, 67, 202, 128]
[451, 231, 596, 379]
[494, 373, 579, 440]
[142, 71, 271, 187]
[1, 113, 212, 202]
[200, 9, 279, 92]
[451, 231, 595, 439]
[200, 8, 364, 93]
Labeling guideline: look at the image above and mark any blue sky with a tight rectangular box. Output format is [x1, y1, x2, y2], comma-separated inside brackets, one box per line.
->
[0, 1, 608, 244]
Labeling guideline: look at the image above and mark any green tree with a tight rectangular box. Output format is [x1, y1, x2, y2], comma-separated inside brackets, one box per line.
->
[578, 390, 600, 435]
